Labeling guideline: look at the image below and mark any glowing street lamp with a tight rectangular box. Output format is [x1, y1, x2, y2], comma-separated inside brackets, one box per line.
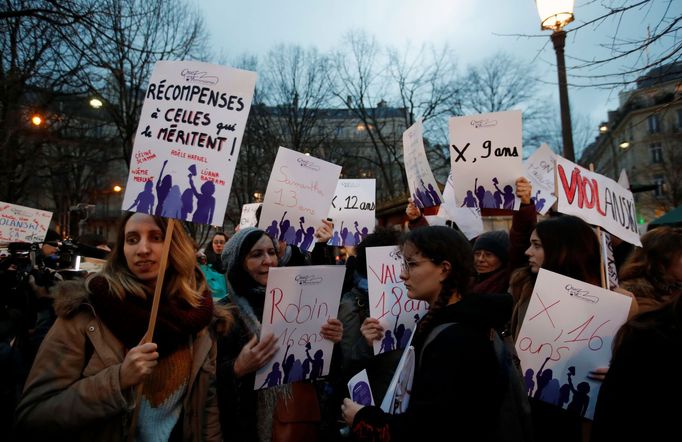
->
[113, 185, 123, 192]
[536, 0, 576, 161]
[89, 98, 103, 109]
[31, 114, 43, 126]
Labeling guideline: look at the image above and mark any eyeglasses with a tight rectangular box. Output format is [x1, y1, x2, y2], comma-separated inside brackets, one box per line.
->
[400, 257, 435, 275]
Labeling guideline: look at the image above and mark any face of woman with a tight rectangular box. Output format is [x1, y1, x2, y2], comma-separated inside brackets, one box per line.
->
[525, 230, 544, 273]
[244, 235, 278, 287]
[399, 242, 448, 305]
[123, 213, 164, 286]
[474, 250, 502, 274]
[212, 235, 226, 255]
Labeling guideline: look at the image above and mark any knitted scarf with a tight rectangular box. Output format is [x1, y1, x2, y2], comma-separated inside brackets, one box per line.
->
[88, 275, 213, 356]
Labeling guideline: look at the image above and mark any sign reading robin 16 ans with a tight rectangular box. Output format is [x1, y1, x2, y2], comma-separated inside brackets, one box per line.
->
[122, 60, 256, 225]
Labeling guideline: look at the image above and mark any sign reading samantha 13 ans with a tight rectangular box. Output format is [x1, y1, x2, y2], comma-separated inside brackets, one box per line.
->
[122, 60, 256, 226]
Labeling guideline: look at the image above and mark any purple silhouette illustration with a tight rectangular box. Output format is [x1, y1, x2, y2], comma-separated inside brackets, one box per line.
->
[524, 368, 535, 396]
[461, 190, 478, 208]
[566, 367, 590, 417]
[531, 190, 547, 213]
[265, 221, 279, 240]
[353, 221, 362, 245]
[295, 216, 306, 245]
[300, 226, 315, 251]
[283, 225, 296, 245]
[181, 187, 194, 220]
[278, 212, 291, 242]
[304, 342, 324, 381]
[188, 168, 216, 225]
[426, 183, 442, 205]
[493, 178, 515, 210]
[282, 345, 304, 383]
[379, 330, 395, 354]
[330, 230, 341, 246]
[161, 185, 183, 219]
[127, 180, 155, 214]
[154, 160, 172, 216]
[419, 179, 435, 207]
[352, 381, 373, 406]
[473, 177, 499, 209]
[259, 362, 282, 389]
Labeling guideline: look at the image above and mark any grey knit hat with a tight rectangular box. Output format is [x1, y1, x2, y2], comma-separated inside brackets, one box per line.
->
[221, 227, 259, 275]
[472, 230, 510, 264]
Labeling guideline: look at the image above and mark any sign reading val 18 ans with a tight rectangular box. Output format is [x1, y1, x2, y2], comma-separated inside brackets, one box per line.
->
[254, 265, 345, 390]
[449, 110, 524, 210]
[0, 202, 53, 245]
[515, 269, 631, 420]
[122, 61, 256, 225]
[366, 245, 429, 356]
[258, 147, 341, 252]
[327, 179, 376, 247]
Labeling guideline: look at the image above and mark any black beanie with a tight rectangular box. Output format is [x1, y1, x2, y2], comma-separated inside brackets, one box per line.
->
[472, 230, 510, 264]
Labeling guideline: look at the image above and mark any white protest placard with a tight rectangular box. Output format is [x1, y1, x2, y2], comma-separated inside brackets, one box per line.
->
[617, 169, 630, 189]
[449, 110, 524, 210]
[122, 61, 256, 225]
[515, 269, 631, 420]
[258, 147, 341, 252]
[366, 246, 429, 355]
[437, 172, 483, 240]
[403, 120, 443, 209]
[380, 345, 415, 414]
[327, 179, 375, 247]
[600, 231, 618, 290]
[555, 157, 642, 246]
[239, 203, 262, 229]
[255, 265, 345, 389]
[0, 202, 53, 244]
[348, 369, 375, 406]
[524, 144, 557, 215]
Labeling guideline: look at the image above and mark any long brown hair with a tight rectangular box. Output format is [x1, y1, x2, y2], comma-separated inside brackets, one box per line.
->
[619, 226, 682, 293]
[92, 212, 208, 307]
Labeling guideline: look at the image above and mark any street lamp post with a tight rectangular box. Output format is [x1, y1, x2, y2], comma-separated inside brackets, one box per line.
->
[536, 0, 575, 162]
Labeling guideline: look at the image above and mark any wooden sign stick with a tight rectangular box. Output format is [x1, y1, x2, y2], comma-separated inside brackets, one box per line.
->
[127, 218, 176, 441]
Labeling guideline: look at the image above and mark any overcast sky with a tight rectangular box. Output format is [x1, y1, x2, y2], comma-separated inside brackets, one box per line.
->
[199, 0, 679, 148]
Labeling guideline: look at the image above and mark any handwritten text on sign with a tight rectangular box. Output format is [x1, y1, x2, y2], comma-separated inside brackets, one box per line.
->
[259, 147, 341, 252]
[122, 61, 256, 225]
[366, 246, 429, 356]
[0, 202, 53, 244]
[515, 269, 631, 420]
[327, 179, 376, 247]
[403, 119, 443, 209]
[555, 157, 641, 247]
[448, 110, 524, 210]
[255, 265, 345, 389]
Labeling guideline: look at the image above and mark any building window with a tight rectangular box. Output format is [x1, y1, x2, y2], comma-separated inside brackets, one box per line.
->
[653, 174, 665, 198]
[650, 143, 663, 164]
[648, 114, 661, 133]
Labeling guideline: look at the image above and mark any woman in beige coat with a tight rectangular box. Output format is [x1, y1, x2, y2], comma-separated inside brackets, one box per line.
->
[15, 213, 222, 441]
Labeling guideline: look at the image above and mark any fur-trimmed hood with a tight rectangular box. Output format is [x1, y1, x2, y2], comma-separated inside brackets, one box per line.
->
[51, 278, 92, 318]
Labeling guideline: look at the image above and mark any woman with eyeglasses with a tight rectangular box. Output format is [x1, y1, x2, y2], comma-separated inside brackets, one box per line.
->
[216, 227, 343, 441]
[342, 226, 513, 441]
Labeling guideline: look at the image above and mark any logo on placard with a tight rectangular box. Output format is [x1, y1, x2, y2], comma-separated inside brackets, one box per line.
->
[388, 249, 403, 261]
[296, 158, 320, 171]
[565, 284, 599, 304]
[470, 119, 497, 128]
[295, 274, 323, 285]
[181, 69, 218, 85]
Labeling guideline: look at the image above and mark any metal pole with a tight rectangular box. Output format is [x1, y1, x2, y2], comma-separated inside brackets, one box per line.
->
[551, 30, 575, 162]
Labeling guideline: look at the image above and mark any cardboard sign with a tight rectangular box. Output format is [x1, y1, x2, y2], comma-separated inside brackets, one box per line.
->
[437, 172, 483, 240]
[255, 265, 345, 389]
[524, 144, 557, 215]
[380, 345, 415, 414]
[366, 246, 429, 355]
[258, 147, 341, 252]
[348, 369, 375, 406]
[327, 179, 375, 247]
[555, 157, 642, 247]
[239, 203, 262, 229]
[449, 110, 524, 210]
[403, 120, 443, 209]
[515, 269, 631, 420]
[122, 61, 257, 225]
[600, 231, 618, 290]
[0, 202, 53, 244]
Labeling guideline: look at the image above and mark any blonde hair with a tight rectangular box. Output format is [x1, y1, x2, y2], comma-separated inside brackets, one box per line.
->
[93, 212, 208, 307]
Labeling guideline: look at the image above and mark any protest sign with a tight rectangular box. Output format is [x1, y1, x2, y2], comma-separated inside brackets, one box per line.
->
[327, 179, 375, 247]
[366, 246, 429, 355]
[239, 203, 262, 229]
[0, 202, 53, 244]
[403, 119, 443, 209]
[555, 157, 642, 246]
[600, 231, 618, 290]
[348, 369, 375, 406]
[449, 110, 524, 210]
[515, 269, 631, 419]
[122, 60, 256, 225]
[437, 172, 483, 240]
[258, 147, 341, 252]
[380, 346, 415, 414]
[524, 144, 557, 215]
[255, 265, 345, 389]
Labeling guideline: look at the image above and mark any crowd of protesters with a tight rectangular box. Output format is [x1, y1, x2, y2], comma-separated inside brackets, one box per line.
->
[1, 177, 681, 442]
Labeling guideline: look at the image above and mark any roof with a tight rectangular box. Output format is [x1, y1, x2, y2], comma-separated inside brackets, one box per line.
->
[648, 205, 682, 229]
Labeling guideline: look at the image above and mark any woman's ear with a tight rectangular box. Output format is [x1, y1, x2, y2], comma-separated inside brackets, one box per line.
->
[439, 260, 452, 282]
